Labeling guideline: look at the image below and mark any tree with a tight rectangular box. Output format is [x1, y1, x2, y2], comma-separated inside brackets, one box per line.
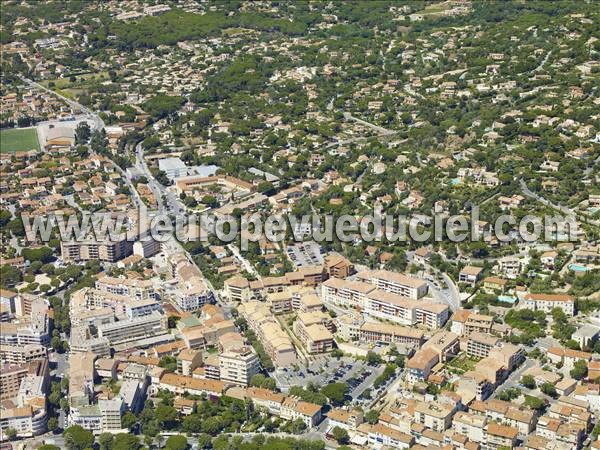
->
[366, 351, 383, 365]
[250, 374, 276, 390]
[201, 416, 223, 435]
[4, 427, 16, 440]
[0, 209, 11, 227]
[75, 121, 91, 145]
[47, 416, 59, 432]
[165, 434, 189, 450]
[331, 426, 350, 444]
[0, 265, 21, 287]
[22, 246, 54, 263]
[121, 410, 137, 429]
[290, 418, 306, 434]
[196, 433, 212, 449]
[112, 433, 141, 450]
[159, 355, 178, 373]
[320, 382, 349, 406]
[38, 446, 60, 450]
[365, 409, 380, 424]
[521, 375, 536, 389]
[98, 432, 114, 450]
[540, 382, 557, 398]
[143, 94, 184, 119]
[63, 425, 94, 450]
[524, 395, 546, 411]
[570, 360, 588, 380]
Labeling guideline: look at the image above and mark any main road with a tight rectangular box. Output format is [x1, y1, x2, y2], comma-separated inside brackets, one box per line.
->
[19, 75, 105, 131]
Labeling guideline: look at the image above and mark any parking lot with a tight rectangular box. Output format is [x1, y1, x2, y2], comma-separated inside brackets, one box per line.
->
[272, 356, 383, 394]
[286, 241, 324, 267]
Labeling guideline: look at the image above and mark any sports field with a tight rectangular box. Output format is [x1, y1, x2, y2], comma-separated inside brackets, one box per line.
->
[0, 127, 40, 153]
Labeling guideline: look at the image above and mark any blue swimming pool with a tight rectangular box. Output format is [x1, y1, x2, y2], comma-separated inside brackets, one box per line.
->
[497, 295, 518, 304]
[568, 263, 589, 272]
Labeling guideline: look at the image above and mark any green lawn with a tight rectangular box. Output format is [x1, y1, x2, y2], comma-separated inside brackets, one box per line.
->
[0, 127, 40, 153]
[445, 354, 480, 374]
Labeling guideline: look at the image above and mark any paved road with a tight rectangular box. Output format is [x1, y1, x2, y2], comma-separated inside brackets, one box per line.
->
[343, 112, 395, 135]
[519, 178, 599, 227]
[19, 75, 105, 131]
[533, 50, 552, 73]
[228, 243, 260, 278]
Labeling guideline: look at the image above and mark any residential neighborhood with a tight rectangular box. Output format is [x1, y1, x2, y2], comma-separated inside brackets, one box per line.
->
[0, 1, 599, 450]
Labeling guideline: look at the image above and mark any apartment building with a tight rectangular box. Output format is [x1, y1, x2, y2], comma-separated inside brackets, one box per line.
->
[467, 332, 501, 359]
[158, 373, 226, 397]
[266, 291, 294, 315]
[321, 277, 374, 309]
[356, 269, 428, 299]
[0, 404, 48, 440]
[292, 311, 335, 354]
[118, 379, 145, 414]
[364, 289, 419, 325]
[464, 313, 494, 335]
[458, 358, 506, 402]
[0, 299, 51, 347]
[0, 363, 29, 401]
[335, 311, 363, 341]
[359, 322, 424, 347]
[547, 347, 592, 371]
[488, 343, 525, 372]
[363, 422, 414, 449]
[414, 401, 455, 432]
[523, 293, 576, 316]
[324, 254, 354, 279]
[536, 416, 586, 449]
[471, 399, 537, 436]
[485, 423, 519, 449]
[458, 266, 483, 285]
[237, 301, 297, 367]
[416, 302, 450, 329]
[173, 277, 214, 312]
[295, 291, 324, 313]
[98, 399, 124, 432]
[0, 344, 46, 364]
[423, 330, 460, 362]
[61, 237, 133, 263]
[219, 346, 261, 386]
[97, 310, 168, 345]
[295, 323, 334, 354]
[280, 397, 322, 428]
[407, 348, 439, 384]
[224, 276, 250, 302]
[177, 349, 203, 376]
[452, 411, 487, 443]
[326, 408, 364, 431]
[95, 275, 157, 300]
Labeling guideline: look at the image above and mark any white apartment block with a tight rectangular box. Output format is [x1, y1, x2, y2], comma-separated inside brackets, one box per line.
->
[321, 277, 374, 309]
[219, 346, 261, 386]
[413, 401, 455, 432]
[356, 269, 428, 299]
[364, 290, 449, 329]
[452, 411, 486, 443]
[523, 293, 575, 316]
[95, 276, 157, 300]
[0, 344, 47, 364]
[98, 311, 167, 345]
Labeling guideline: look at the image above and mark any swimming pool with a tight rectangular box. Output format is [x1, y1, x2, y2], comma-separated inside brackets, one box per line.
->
[450, 178, 461, 186]
[497, 295, 517, 304]
[568, 263, 589, 272]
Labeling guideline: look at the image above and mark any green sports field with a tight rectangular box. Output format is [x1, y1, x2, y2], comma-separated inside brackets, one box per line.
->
[0, 127, 40, 153]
